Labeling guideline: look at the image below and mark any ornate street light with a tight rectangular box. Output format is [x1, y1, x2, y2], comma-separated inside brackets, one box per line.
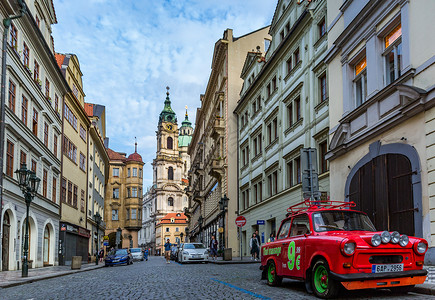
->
[198, 216, 203, 243]
[219, 194, 229, 250]
[94, 212, 102, 265]
[15, 163, 40, 277]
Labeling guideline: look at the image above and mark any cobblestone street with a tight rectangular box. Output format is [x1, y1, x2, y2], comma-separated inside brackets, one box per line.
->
[0, 257, 429, 300]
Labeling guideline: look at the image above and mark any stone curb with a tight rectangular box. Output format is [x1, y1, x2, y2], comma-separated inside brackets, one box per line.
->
[414, 283, 435, 295]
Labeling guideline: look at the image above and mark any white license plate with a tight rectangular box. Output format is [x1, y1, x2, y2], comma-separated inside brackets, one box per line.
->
[371, 264, 403, 273]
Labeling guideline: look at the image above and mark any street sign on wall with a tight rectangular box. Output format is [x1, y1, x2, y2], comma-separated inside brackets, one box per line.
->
[235, 216, 247, 227]
[257, 220, 265, 225]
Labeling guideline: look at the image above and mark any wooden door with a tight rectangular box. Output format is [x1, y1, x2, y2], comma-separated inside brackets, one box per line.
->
[349, 154, 414, 235]
[2, 213, 10, 271]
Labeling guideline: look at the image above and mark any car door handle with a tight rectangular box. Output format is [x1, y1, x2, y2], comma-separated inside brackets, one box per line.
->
[282, 243, 287, 246]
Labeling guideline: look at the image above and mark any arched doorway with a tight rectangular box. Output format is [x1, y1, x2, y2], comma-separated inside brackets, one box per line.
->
[348, 153, 415, 236]
[43, 226, 50, 266]
[2, 212, 10, 271]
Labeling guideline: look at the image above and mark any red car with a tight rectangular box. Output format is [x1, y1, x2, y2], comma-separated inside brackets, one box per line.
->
[260, 200, 428, 299]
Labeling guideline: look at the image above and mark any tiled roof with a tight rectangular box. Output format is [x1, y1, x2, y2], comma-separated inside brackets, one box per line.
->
[55, 53, 65, 68]
[126, 152, 143, 163]
[84, 103, 94, 117]
[159, 213, 187, 224]
[107, 148, 126, 161]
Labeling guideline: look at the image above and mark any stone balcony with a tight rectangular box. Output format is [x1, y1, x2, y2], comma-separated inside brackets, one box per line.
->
[211, 117, 225, 140]
[209, 158, 225, 179]
[124, 219, 142, 231]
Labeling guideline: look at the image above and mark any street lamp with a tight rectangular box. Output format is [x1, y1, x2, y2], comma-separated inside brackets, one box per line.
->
[94, 212, 102, 265]
[15, 163, 40, 277]
[198, 216, 203, 243]
[116, 227, 122, 249]
[219, 194, 229, 250]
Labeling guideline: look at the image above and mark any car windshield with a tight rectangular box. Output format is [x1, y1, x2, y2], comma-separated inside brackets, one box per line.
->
[113, 249, 128, 255]
[130, 248, 141, 253]
[312, 211, 376, 232]
[184, 243, 205, 249]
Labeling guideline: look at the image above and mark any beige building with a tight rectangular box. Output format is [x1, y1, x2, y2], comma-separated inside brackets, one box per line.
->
[325, 0, 435, 262]
[105, 145, 144, 249]
[186, 27, 270, 257]
[234, 0, 329, 255]
[155, 213, 187, 254]
[55, 53, 91, 265]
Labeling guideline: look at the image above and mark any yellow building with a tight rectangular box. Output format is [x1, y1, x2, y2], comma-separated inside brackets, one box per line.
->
[105, 144, 144, 249]
[55, 53, 91, 265]
[155, 213, 187, 255]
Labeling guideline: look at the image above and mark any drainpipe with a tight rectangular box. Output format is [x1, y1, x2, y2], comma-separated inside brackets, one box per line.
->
[0, 0, 27, 272]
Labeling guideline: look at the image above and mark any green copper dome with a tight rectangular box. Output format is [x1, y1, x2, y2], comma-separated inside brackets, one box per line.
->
[180, 108, 192, 128]
[159, 87, 177, 124]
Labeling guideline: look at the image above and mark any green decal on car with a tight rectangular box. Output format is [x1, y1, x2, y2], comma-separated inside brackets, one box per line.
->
[288, 241, 301, 270]
[264, 247, 282, 256]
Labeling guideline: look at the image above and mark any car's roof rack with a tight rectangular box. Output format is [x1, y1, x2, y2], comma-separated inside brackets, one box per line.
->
[286, 199, 356, 217]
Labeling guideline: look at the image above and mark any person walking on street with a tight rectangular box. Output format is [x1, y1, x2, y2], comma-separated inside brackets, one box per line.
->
[250, 233, 260, 261]
[98, 249, 104, 263]
[144, 248, 149, 261]
[209, 235, 218, 260]
[164, 239, 172, 264]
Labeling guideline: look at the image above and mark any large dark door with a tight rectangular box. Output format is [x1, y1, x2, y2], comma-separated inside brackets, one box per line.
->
[349, 154, 414, 236]
[2, 213, 10, 271]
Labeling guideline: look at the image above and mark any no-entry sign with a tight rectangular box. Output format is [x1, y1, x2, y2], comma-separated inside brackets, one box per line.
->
[235, 216, 247, 227]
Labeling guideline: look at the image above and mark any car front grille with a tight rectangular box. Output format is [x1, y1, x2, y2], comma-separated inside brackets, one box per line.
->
[369, 255, 403, 264]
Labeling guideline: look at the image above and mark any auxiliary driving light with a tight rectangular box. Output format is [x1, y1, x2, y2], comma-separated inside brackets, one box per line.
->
[391, 231, 400, 244]
[381, 231, 391, 244]
[399, 235, 409, 247]
[371, 234, 381, 247]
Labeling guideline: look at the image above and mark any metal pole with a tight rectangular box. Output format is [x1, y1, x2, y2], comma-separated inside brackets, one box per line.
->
[240, 226, 242, 261]
[22, 194, 30, 277]
[95, 224, 99, 265]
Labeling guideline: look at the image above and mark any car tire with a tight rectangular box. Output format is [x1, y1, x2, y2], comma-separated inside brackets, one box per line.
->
[266, 260, 282, 286]
[390, 285, 415, 294]
[311, 259, 339, 299]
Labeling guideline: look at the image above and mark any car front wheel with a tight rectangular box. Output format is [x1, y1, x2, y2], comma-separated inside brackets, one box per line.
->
[266, 260, 282, 286]
[311, 259, 339, 299]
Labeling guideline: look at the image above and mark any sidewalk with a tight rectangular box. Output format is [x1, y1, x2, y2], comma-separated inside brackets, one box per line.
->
[414, 266, 435, 295]
[0, 263, 104, 288]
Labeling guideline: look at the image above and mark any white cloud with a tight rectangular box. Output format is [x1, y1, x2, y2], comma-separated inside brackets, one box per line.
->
[52, 0, 275, 187]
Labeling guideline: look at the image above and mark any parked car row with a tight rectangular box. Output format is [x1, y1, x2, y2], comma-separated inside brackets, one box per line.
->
[104, 247, 145, 267]
[171, 243, 209, 263]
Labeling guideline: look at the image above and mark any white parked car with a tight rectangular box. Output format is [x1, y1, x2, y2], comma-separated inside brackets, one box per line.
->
[178, 243, 209, 263]
[130, 248, 144, 261]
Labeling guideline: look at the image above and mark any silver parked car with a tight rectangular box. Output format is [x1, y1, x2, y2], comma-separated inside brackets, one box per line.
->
[130, 248, 144, 261]
[178, 243, 209, 263]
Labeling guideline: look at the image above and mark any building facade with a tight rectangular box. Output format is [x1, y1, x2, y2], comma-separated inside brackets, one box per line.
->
[84, 103, 109, 257]
[105, 145, 144, 249]
[186, 27, 270, 257]
[325, 0, 435, 262]
[139, 188, 155, 253]
[233, 0, 329, 256]
[148, 89, 192, 255]
[1, 0, 68, 271]
[155, 212, 187, 254]
[55, 53, 91, 265]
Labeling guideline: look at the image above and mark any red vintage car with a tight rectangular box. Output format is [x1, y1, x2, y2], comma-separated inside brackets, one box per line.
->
[260, 200, 428, 299]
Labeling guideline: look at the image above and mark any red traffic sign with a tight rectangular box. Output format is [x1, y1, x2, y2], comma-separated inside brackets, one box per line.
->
[235, 216, 247, 227]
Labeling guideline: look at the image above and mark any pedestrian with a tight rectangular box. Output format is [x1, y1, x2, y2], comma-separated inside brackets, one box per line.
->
[209, 235, 218, 260]
[99, 249, 104, 263]
[164, 239, 172, 264]
[144, 248, 149, 261]
[255, 230, 261, 259]
[268, 232, 275, 243]
[250, 233, 260, 261]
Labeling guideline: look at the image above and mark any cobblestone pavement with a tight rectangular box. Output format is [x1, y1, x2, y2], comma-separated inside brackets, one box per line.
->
[0, 257, 429, 300]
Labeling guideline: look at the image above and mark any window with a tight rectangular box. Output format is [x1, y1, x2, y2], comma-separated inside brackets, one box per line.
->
[32, 109, 38, 136]
[45, 78, 50, 98]
[34, 60, 39, 82]
[168, 167, 174, 180]
[126, 208, 130, 220]
[127, 187, 130, 197]
[20, 150, 26, 166]
[131, 209, 137, 220]
[44, 122, 49, 147]
[175, 227, 179, 232]
[166, 228, 170, 232]
[52, 177, 57, 203]
[113, 188, 119, 199]
[127, 168, 131, 177]
[354, 57, 367, 107]
[54, 94, 59, 116]
[61, 177, 66, 203]
[132, 187, 137, 197]
[295, 97, 301, 121]
[23, 42, 29, 67]
[73, 185, 78, 208]
[287, 103, 293, 128]
[139, 168, 142, 178]
[280, 30, 285, 42]
[286, 56, 292, 74]
[79, 153, 86, 171]
[319, 141, 328, 174]
[242, 189, 249, 210]
[253, 181, 262, 204]
[277, 220, 291, 240]
[43, 169, 48, 198]
[113, 168, 119, 177]
[79, 125, 86, 142]
[63, 137, 77, 163]
[319, 74, 327, 102]
[138, 209, 142, 220]
[112, 209, 119, 221]
[8, 80, 15, 112]
[253, 133, 262, 157]
[318, 18, 326, 39]
[266, 83, 271, 98]
[63, 103, 77, 130]
[286, 160, 293, 187]
[294, 48, 300, 64]
[67, 181, 72, 205]
[385, 24, 402, 85]
[168, 197, 174, 206]
[267, 117, 278, 145]
[241, 145, 249, 167]
[6, 140, 14, 177]
[167, 137, 173, 149]
[272, 76, 277, 92]
[295, 157, 301, 184]
[133, 168, 137, 177]
[31, 159, 36, 173]
[290, 215, 310, 236]
[21, 96, 28, 125]
[53, 135, 58, 157]
[80, 190, 85, 212]
[9, 23, 17, 49]
[267, 170, 278, 196]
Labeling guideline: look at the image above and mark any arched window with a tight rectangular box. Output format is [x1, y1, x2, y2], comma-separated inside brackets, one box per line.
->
[168, 167, 174, 180]
[167, 137, 173, 149]
[43, 226, 50, 265]
[168, 197, 174, 206]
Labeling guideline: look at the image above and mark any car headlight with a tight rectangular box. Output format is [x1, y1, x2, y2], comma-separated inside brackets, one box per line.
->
[371, 234, 381, 247]
[391, 231, 400, 244]
[381, 231, 391, 243]
[343, 242, 356, 256]
[399, 235, 409, 247]
[414, 240, 428, 255]
[183, 251, 189, 255]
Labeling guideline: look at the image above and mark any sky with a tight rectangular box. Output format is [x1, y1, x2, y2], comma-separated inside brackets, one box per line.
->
[51, 0, 277, 188]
